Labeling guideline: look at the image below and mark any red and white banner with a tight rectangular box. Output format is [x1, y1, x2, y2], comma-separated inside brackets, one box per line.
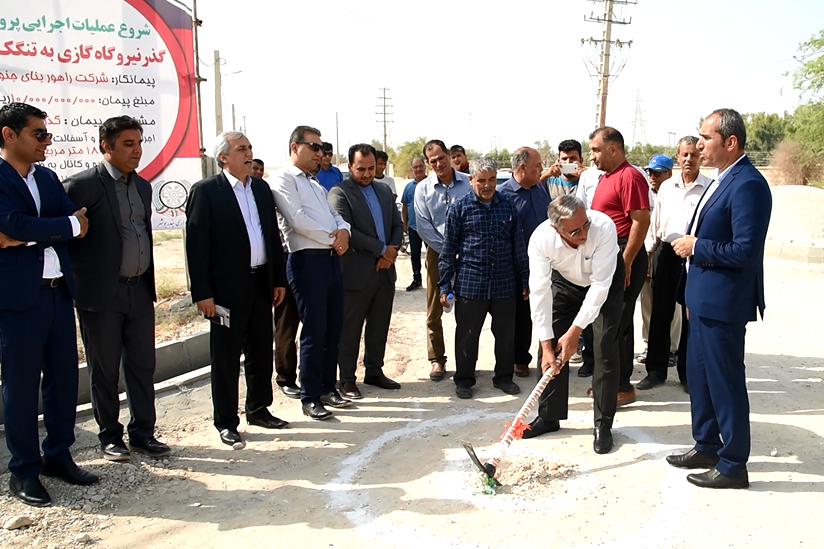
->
[0, 0, 200, 229]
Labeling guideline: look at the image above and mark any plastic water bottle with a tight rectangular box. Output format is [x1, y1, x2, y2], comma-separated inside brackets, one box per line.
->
[443, 293, 455, 313]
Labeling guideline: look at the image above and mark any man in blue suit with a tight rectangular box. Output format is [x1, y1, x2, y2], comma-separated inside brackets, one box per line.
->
[0, 103, 97, 507]
[667, 108, 772, 489]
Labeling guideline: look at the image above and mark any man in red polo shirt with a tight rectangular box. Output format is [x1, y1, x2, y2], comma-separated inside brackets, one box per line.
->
[588, 127, 650, 406]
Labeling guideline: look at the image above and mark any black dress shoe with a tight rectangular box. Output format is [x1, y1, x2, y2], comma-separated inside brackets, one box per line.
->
[522, 418, 560, 439]
[339, 381, 363, 400]
[593, 425, 613, 454]
[41, 460, 99, 486]
[279, 384, 301, 400]
[247, 411, 289, 429]
[681, 380, 689, 394]
[363, 374, 401, 390]
[455, 385, 473, 399]
[577, 364, 594, 377]
[666, 448, 720, 469]
[320, 391, 353, 408]
[636, 373, 665, 390]
[9, 475, 51, 507]
[129, 437, 172, 458]
[687, 467, 749, 489]
[302, 401, 333, 420]
[219, 429, 246, 449]
[102, 440, 131, 461]
[493, 380, 521, 395]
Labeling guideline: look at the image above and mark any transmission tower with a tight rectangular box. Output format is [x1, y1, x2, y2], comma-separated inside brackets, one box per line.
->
[581, 0, 636, 129]
[629, 91, 646, 146]
[375, 87, 393, 151]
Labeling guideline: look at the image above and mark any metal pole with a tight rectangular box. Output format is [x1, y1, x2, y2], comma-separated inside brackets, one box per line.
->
[232, 103, 236, 131]
[214, 50, 223, 134]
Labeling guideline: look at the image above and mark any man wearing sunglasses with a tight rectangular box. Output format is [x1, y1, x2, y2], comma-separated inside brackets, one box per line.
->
[0, 102, 96, 507]
[525, 195, 623, 454]
[414, 140, 471, 382]
[270, 126, 352, 420]
[316, 142, 343, 191]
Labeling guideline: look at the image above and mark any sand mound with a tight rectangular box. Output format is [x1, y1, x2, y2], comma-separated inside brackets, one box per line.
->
[490, 451, 576, 497]
[768, 185, 824, 242]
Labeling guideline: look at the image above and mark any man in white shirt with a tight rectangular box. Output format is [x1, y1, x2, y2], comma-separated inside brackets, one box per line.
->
[374, 150, 397, 199]
[640, 138, 711, 392]
[270, 126, 352, 421]
[525, 195, 623, 454]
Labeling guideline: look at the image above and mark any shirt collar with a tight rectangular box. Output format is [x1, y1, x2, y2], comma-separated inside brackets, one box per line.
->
[223, 168, 251, 189]
[102, 158, 130, 183]
[673, 172, 709, 190]
[713, 154, 747, 184]
[285, 163, 314, 179]
[436, 168, 459, 188]
[471, 190, 499, 205]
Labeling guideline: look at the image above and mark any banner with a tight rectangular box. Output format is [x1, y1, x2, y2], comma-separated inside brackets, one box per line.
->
[0, 0, 201, 229]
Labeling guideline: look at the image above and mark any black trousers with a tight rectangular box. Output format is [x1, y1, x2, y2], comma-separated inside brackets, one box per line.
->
[536, 255, 624, 428]
[210, 269, 274, 431]
[78, 276, 156, 445]
[408, 228, 423, 282]
[338, 269, 395, 383]
[453, 295, 516, 387]
[513, 282, 533, 366]
[646, 242, 686, 382]
[274, 254, 300, 387]
[618, 240, 648, 392]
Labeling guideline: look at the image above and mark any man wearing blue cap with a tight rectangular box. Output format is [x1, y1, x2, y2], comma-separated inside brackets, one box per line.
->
[638, 154, 679, 371]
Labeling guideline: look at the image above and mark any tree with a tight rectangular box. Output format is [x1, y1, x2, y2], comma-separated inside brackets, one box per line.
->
[534, 140, 557, 165]
[625, 143, 675, 167]
[391, 137, 428, 179]
[743, 112, 790, 153]
[791, 30, 824, 99]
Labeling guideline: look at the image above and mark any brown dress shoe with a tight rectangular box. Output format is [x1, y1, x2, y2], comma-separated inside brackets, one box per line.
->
[514, 364, 530, 378]
[429, 362, 446, 382]
[339, 381, 363, 400]
[617, 388, 636, 407]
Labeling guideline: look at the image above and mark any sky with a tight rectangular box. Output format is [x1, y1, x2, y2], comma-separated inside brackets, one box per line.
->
[194, 0, 824, 168]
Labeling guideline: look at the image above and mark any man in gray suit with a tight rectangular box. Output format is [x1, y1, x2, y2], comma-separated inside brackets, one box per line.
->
[328, 144, 403, 399]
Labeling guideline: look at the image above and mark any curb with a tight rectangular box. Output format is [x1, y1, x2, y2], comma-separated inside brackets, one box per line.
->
[765, 238, 824, 264]
[0, 331, 211, 425]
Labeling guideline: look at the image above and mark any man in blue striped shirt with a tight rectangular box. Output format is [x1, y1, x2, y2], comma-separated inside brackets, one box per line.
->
[438, 157, 530, 399]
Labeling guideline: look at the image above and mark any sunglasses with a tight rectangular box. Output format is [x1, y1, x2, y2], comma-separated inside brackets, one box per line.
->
[296, 141, 324, 152]
[322, 151, 333, 156]
[567, 218, 592, 237]
[33, 129, 53, 142]
[647, 169, 663, 176]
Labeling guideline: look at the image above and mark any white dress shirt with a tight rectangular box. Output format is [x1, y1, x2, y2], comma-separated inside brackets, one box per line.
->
[224, 169, 266, 267]
[528, 210, 619, 341]
[268, 164, 350, 253]
[646, 172, 712, 250]
[21, 165, 80, 278]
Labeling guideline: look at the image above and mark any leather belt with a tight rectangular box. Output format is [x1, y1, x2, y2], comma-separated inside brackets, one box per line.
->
[250, 263, 267, 274]
[119, 274, 143, 284]
[295, 248, 336, 256]
[41, 277, 64, 288]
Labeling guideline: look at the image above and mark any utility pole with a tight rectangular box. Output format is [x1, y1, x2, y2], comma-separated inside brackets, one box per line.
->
[375, 87, 392, 151]
[583, 0, 635, 129]
[241, 115, 247, 135]
[667, 132, 676, 148]
[335, 112, 340, 165]
[231, 103, 236, 131]
[214, 49, 223, 134]
[629, 91, 646, 146]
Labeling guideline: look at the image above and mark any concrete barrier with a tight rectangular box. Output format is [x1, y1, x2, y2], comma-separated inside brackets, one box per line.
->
[764, 238, 824, 264]
[0, 330, 211, 424]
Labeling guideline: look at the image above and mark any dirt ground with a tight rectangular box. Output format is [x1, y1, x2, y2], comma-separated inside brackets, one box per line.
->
[1, 251, 823, 549]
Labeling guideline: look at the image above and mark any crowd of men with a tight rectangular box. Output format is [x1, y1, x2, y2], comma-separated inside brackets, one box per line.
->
[0, 100, 771, 508]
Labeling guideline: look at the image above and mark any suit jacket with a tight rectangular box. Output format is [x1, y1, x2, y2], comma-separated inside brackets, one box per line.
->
[64, 163, 157, 311]
[328, 178, 403, 292]
[185, 172, 286, 311]
[679, 156, 772, 323]
[0, 158, 77, 311]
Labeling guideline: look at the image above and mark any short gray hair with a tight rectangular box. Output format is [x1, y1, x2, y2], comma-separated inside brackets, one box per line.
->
[214, 131, 246, 168]
[548, 195, 584, 226]
[676, 135, 699, 154]
[410, 157, 425, 167]
[469, 157, 498, 177]
[511, 147, 535, 170]
[709, 108, 746, 150]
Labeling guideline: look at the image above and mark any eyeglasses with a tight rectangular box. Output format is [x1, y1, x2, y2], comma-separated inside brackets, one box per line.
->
[296, 141, 324, 152]
[33, 129, 53, 142]
[647, 169, 663, 176]
[322, 151, 333, 156]
[567, 218, 592, 237]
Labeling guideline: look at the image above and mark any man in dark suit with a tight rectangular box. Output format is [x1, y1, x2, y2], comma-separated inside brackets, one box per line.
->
[64, 116, 170, 462]
[668, 108, 772, 489]
[185, 131, 288, 449]
[0, 102, 97, 507]
[328, 144, 403, 399]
